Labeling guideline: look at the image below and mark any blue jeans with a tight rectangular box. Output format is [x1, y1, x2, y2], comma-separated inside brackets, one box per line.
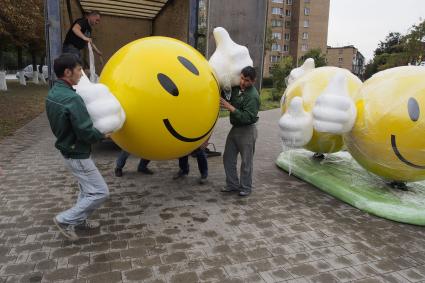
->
[179, 148, 208, 177]
[116, 150, 150, 171]
[56, 158, 109, 225]
[62, 44, 81, 59]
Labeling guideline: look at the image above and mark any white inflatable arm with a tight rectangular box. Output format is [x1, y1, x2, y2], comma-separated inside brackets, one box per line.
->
[312, 72, 356, 134]
[74, 71, 125, 134]
[208, 27, 253, 91]
[278, 97, 313, 147]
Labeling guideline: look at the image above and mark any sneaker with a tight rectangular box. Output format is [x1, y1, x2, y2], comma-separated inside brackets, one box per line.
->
[221, 186, 239, 193]
[239, 190, 251, 197]
[53, 217, 79, 241]
[199, 176, 208, 185]
[173, 170, 188, 180]
[114, 168, 123, 177]
[138, 168, 154, 175]
[76, 219, 100, 230]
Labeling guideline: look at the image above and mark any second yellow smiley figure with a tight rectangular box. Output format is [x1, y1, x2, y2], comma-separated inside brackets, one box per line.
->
[100, 37, 220, 160]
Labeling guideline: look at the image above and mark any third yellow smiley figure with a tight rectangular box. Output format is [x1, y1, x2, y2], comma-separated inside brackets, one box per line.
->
[100, 37, 220, 160]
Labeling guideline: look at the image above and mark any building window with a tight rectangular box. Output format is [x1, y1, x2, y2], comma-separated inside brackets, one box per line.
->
[284, 33, 290, 40]
[304, 0, 310, 2]
[272, 0, 283, 3]
[338, 57, 343, 62]
[272, 32, 282, 40]
[303, 20, 309, 27]
[304, 7, 310, 15]
[272, 43, 282, 52]
[302, 32, 308, 39]
[285, 9, 291, 16]
[285, 21, 291, 28]
[301, 44, 308, 51]
[283, 45, 289, 52]
[272, 8, 283, 15]
[271, 55, 281, 63]
[271, 19, 282, 27]
[286, 0, 293, 4]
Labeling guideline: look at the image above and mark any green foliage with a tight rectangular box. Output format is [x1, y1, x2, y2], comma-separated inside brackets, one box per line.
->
[270, 56, 293, 101]
[365, 20, 425, 79]
[299, 48, 327, 67]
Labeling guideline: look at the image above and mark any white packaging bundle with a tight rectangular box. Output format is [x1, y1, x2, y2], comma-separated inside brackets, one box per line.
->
[286, 58, 315, 86]
[209, 27, 253, 92]
[18, 71, 26, 86]
[74, 73, 125, 134]
[32, 71, 39, 84]
[0, 71, 7, 91]
[39, 72, 47, 84]
[313, 72, 356, 134]
[278, 96, 313, 147]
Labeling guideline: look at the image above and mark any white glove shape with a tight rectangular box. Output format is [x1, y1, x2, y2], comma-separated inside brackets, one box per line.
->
[313, 72, 356, 134]
[74, 72, 125, 134]
[279, 97, 313, 147]
[209, 27, 253, 92]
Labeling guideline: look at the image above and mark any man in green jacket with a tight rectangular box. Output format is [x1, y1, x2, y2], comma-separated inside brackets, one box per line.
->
[46, 53, 109, 241]
[220, 66, 260, 196]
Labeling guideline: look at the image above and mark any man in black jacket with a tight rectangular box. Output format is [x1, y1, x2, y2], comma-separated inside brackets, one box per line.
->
[46, 54, 109, 241]
[62, 11, 103, 60]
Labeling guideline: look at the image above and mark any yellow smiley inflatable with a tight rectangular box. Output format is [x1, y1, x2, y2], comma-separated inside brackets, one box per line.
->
[100, 37, 220, 160]
[345, 66, 425, 182]
[282, 67, 362, 153]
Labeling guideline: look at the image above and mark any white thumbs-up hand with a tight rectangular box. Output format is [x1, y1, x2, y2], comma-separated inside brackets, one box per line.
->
[209, 27, 253, 91]
[74, 71, 126, 134]
[312, 72, 356, 134]
[278, 97, 313, 147]
[286, 58, 315, 86]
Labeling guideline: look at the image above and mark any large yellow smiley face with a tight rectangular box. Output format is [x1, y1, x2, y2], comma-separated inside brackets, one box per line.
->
[345, 66, 425, 182]
[100, 37, 220, 160]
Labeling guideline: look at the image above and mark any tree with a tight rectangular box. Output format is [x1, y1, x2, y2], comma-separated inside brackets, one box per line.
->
[264, 26, 276, 55]
[374, 32, 405, 56]
[270, 56, 293, 101]
[404, 20, 425, 64]
[299, 48, 326, 67]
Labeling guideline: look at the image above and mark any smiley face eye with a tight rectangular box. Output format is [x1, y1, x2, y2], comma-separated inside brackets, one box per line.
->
[157, 73, 179, 96]
[408, 97, 420, 122]
[178, 56, 199, 76]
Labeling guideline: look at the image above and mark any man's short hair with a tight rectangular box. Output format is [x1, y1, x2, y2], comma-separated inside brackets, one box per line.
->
[241, 66, 256, 81]
[54, 53, 82, 78]
[87, 10, 101, 16]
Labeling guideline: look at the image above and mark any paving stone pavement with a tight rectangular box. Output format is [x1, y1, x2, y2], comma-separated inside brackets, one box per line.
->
[1, 108, 425, 283]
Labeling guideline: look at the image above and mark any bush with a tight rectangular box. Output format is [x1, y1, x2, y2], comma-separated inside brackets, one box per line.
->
[270, 56, 293, 101]
[262, 77, 273, 88]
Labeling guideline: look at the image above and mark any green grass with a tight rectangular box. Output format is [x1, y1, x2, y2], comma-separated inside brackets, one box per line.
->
[219, 88, 281, 117]
[0, 81, 48, 140]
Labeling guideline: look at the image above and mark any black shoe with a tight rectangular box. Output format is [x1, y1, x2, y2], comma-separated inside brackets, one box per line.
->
[114, 168, 123, 177]
[173, 170, 188, 180]
[389, 181, 408, 191]
[239, 190, 251, 197]
[221, 186, 239, 193]
[199, 176, 207, 185]
[138, 168, 154, 175]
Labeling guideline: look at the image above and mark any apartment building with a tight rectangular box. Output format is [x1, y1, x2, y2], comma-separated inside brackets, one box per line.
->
[326, 45, 365, 78]
[264, 0, 330, 77]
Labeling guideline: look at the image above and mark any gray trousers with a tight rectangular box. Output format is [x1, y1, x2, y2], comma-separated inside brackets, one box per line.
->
[56, 158, 109, 225]
[223, 124, 257, 192]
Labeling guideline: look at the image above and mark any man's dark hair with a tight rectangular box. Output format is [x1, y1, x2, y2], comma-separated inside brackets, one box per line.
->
[87, 10, 101, 16]
[241, 66, 256, 81]
[53, 53, 82, 78]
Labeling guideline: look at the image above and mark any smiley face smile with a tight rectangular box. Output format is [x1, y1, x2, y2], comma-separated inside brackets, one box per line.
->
[391, 135, 425, 169]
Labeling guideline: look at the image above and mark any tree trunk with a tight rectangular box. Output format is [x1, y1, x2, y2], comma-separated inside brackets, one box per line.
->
[17, 46, 26, 86]
[31, 50, 39, 84]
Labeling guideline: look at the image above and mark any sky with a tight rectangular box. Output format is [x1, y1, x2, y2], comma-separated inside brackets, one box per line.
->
[327, 0, 425, 62]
